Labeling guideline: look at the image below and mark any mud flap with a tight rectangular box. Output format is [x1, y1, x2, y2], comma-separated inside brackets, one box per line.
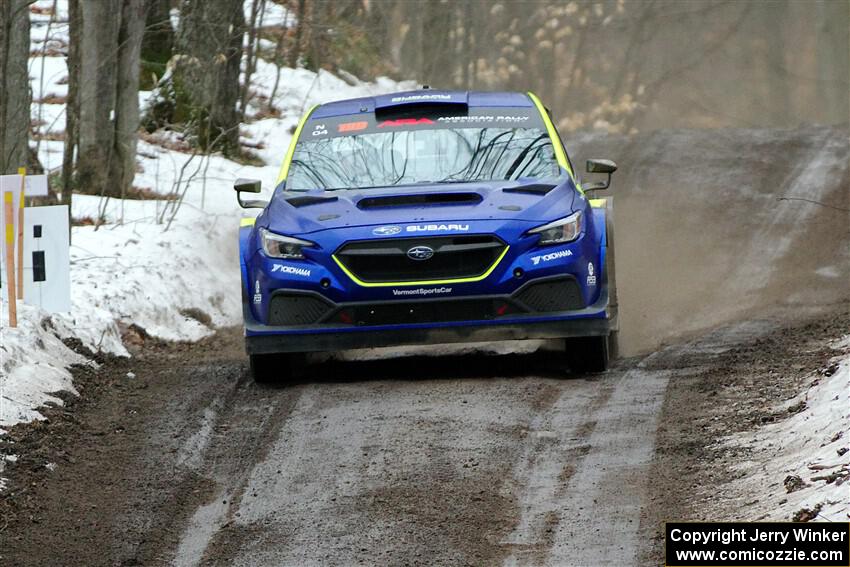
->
[604, 197, 618, 332]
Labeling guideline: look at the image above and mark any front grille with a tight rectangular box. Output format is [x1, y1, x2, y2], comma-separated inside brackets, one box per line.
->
[267, 293, 333, 325]
[338, 298, 522, 326]
[513, 277, 584, 312]
[335, 235, 505, 283]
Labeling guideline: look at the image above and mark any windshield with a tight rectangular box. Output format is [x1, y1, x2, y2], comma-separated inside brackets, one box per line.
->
[286, 108, 561, 191]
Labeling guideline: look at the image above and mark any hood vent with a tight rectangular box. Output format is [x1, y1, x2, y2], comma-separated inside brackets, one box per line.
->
[357, 192, 482, 209]
[502, 183, 556, 196]
[287, 195, 339, 208]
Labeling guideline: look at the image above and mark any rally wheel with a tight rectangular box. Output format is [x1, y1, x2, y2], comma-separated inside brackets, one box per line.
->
[564, 335, 611, 374]
[249, 353, 305, 384]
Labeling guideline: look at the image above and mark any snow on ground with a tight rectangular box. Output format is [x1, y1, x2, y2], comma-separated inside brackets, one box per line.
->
[245, 0, 295, 28]
[719, 337, 850, 522]
[1, 1, 414, 429]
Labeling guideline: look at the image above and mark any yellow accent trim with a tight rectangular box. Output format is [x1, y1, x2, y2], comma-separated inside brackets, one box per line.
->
[526, 92, 574, 179]
[240, 217, 256, 227]
[276, 104, 319, 184]
[332, 246, 511, 288]
[589, 198, 607, 208]
[17, 167, 25, 175]
[5, 223, 13, 243]
[3, 191, 12, 203]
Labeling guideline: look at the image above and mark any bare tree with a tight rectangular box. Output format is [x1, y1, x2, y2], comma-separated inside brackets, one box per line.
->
[75, 0, 119, 196]
[0, 0, 31, 174]
[62, 0, 80, 208]
[111, 0, 145, 203]
[288, 0, 307, 69]
[140, 0, 174, 89]
[240, 0, 264, 121]
[816, 1, 850, 124]
[268, 0, 307, 112]
[173, 0, 244, 156]
[74, 0, 143, 199]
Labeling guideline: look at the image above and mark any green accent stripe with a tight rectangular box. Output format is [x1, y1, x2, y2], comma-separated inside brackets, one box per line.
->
[526, 92, 582, 193]
[332, 246, 511, 287]
[276, 104, 319, 183]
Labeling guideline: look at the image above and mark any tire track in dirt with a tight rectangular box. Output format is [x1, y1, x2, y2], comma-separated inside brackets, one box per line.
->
[499, 376, 616, 565]
[501, 320, 789, 566]
[0, 332, 248, 567]
[3, 315, 844, 567]
[174, 352, 630, 567]
[168, 381, 303, 567]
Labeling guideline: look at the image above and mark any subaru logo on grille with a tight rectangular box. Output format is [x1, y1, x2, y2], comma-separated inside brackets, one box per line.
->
[407, 246, 434, 261]
[372, 225, 401, 236]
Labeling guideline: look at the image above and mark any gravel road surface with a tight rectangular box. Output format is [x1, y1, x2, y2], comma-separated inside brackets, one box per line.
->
[2, 125, 846, 565]
[3, 306, 845, 567]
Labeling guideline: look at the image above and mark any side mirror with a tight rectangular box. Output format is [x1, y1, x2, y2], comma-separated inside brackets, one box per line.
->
[234, 178, 269, 209]
[234, 178, 261, 193]
[583, 159, 617, 191]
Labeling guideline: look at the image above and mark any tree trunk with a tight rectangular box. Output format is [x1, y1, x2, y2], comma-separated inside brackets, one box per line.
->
[62, 0, 81, 208]
[240, 0, 262, 121]
[0, 0, 31, 175]
[287, 0, 306, 69]
[763, 5, 790, 125]
[140, 0, 174, 89]
[420, 0, 453, 88]
[174, 0, 244, 156]
[76, 0, 120, 196]
[111, 0, 145, 202]
[307, 1, 323, 71]
[816, 0, 850, 124]
[461, 0, 471, 88]
[75, 0, 142, 199]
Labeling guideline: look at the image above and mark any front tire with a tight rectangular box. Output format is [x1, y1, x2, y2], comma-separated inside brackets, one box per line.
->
[249, 353, 305, 384]
[564, 335, 610, 373]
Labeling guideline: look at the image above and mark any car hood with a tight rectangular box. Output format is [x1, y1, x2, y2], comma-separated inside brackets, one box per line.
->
[263, 179, 580, 235]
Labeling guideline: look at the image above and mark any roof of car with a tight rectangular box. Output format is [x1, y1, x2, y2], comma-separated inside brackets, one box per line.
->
[310, 90, 535, 119]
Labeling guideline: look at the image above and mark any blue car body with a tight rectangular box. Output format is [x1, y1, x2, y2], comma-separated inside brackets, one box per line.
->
[238, 90, 617, 356]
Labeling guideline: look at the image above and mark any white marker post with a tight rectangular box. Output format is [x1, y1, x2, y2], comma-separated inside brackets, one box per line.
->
[16, 167, 25, 299]
[0, 173, 51, 324]
[3, 191, 16, 327]
[23, 205, 71, 313]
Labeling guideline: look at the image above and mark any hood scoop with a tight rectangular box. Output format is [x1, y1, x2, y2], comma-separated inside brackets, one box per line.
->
[502, 183, 556, 196]
[286, 195, 339, 208]
[357, 192, 482, 210]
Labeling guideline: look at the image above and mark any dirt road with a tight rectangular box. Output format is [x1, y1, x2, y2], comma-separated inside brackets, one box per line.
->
[2, 305, 844, 567]
[2, 125, 846, 565]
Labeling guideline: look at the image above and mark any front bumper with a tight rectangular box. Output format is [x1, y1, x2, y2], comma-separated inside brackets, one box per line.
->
[244, 285, 615, 355]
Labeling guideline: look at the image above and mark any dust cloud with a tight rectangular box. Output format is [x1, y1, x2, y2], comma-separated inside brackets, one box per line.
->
[572, 126, 849, 355]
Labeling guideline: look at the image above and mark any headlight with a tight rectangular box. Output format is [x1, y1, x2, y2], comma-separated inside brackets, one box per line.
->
[259, 227, 315, 259]
[528, 211, 582, 245]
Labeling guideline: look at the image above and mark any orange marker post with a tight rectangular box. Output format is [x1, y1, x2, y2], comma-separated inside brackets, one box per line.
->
[4, 191, 17, 327]
[16, 167, 25, 299]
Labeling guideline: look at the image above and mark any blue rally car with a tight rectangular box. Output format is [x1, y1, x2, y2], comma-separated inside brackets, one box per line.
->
[234, 90, 618, 381]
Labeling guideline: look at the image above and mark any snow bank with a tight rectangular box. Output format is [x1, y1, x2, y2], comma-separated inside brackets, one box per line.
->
[720, 337, 850, 522]
[1, 1, 413, 428]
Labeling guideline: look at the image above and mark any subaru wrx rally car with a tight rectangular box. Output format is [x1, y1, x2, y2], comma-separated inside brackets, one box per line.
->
[235, 90, 618, 382]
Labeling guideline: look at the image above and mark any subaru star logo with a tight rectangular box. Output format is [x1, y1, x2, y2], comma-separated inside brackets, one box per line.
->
[372, 225, 401, 236]
[407, 246, 434, 261]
